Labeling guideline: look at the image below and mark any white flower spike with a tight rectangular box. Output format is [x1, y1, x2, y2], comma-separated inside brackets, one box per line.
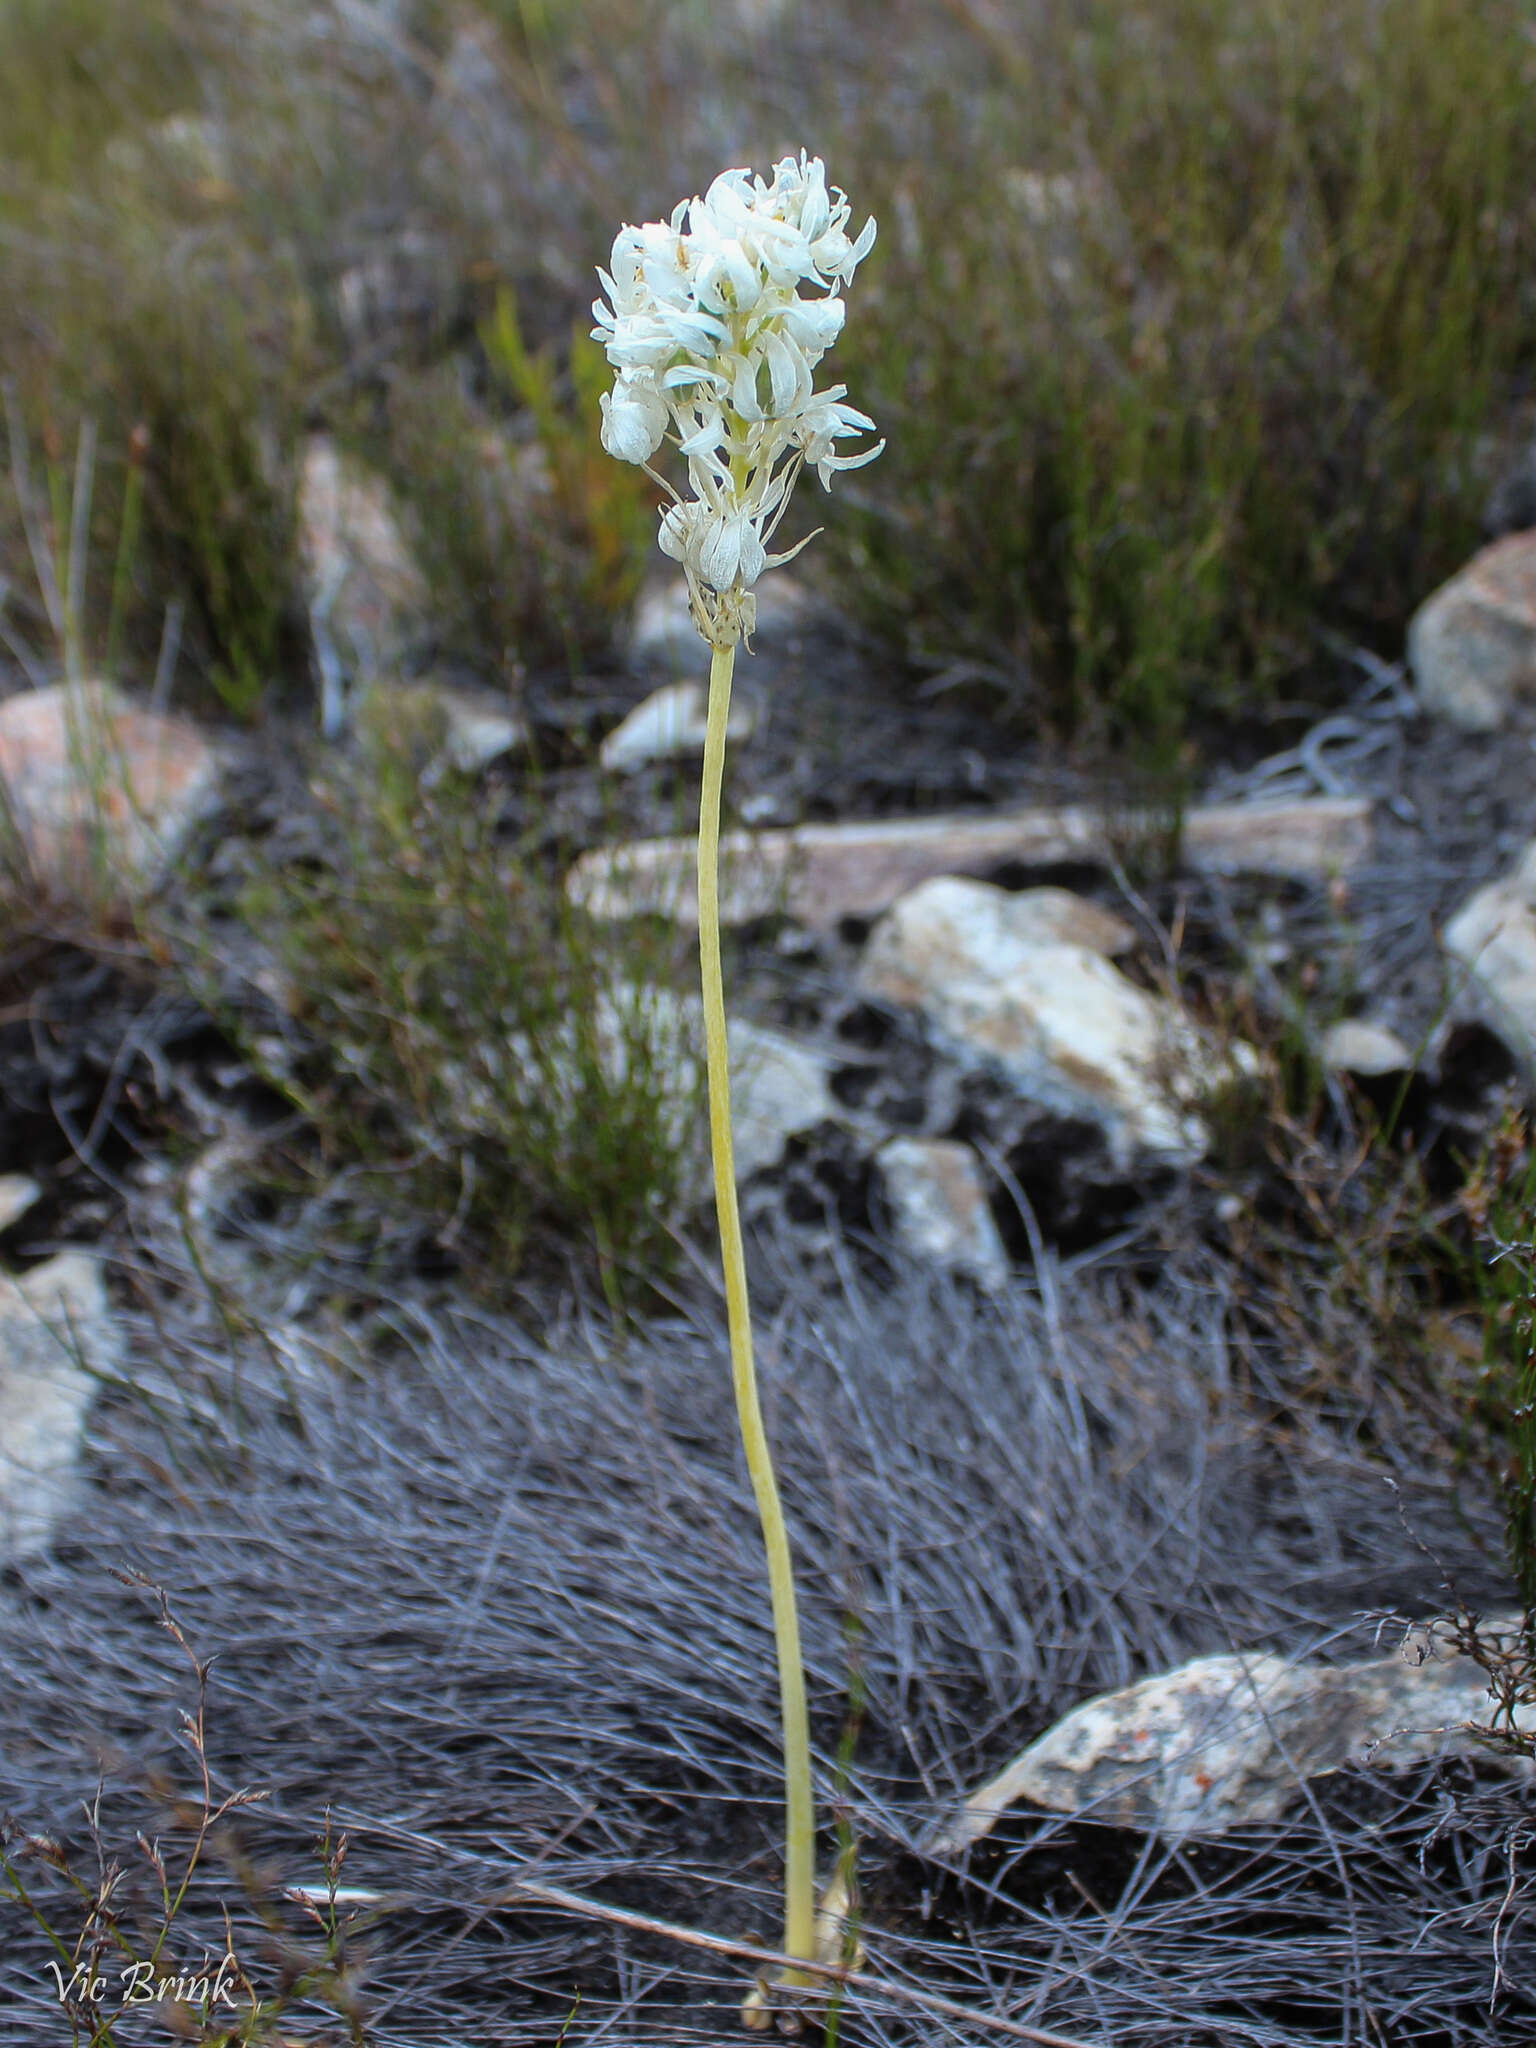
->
[595, 156, 882, 2024]
[594, 152, 882, 648]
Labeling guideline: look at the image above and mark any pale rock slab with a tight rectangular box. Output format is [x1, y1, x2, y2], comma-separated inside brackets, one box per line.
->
[599, 680, 755, 774]
[1408, 531, 1536, 730]
[859, 878, 1241, 1167]
[566, 798, 1374, 929]
[933, 1625, 1536, 1849]
[877, 1137, 1008, 1289]
[1443, 840, 1536, 1058]
[299, 436, 428, 734]
[1320, 1018, 1415, 1077]
[0, 680, 221, 905]
[0, 1251, 123, 1563]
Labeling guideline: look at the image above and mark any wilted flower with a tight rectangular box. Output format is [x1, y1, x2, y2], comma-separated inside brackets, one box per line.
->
[593, 152, 881, 646]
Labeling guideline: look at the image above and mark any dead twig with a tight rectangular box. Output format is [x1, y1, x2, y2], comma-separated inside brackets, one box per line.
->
[497, 1875, 1110, 2048]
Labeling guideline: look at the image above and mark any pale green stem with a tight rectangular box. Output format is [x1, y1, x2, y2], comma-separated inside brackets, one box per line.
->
[698, 635, 817, 1975]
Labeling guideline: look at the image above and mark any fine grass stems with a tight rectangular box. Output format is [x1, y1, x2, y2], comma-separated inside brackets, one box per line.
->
[0, 1232, 1526, 2043]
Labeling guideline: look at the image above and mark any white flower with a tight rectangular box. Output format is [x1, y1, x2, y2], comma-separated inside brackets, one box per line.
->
[594, 152, 882, 646]
[599, 375, 669, 463]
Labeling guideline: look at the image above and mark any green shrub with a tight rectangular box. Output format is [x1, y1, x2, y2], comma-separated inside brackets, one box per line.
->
[0, 3, 301, 715]
[818, 0, 1536, 749]
[225, 707, 700, 1303]
[383, 294, 655, 679]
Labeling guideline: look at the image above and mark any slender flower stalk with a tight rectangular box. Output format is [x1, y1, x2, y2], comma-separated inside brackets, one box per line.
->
[595, 155, 881, 2017]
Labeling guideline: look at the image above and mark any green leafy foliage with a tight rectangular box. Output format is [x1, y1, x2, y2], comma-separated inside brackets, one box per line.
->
[228, 705, 700, 1302]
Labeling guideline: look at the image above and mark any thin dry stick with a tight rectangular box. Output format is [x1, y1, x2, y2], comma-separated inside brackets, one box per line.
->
[503, 1875, 1109, 2048]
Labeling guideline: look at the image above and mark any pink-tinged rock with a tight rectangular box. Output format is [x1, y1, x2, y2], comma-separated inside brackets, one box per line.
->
[566, 798, 1372, 929]
[1408, 531, 1536, 730]
[0, 681, 221, 906]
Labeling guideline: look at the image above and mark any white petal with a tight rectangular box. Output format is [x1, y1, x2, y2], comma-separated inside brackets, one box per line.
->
[797, 159, 831, 243]
[763, 329, 806, 416]
[731, 352, 764, 423]
[662, 362, 729, 394]
[658, 503, 694, 562]
[676, 409, 726, 457]
[848, 214, 878, 270]
[697, 512, 748, 590]
[599, 378, 668, 463]
[779, 295, 844, 355]
[736, 521, 767, 587]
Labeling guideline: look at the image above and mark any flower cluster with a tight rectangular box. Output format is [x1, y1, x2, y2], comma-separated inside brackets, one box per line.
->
[593, 153, 881, 646]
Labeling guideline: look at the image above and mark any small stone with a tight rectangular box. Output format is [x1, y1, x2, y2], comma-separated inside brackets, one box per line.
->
[599, 680, 755, 774]
[0, 1177, 41, 1232]
[0, 680, 221, 906]
[499, 991, 836, 1187]
[729, 1018, 837, 1180]
[1320, 1018, 1415, 1077]
[1443, 840, 1536, 1058]
[0, 1251, 123, 1563]
[1408, 531, 1536, 730]
[877, 1137, 1008, 1288]
[361, 678, 527, 775]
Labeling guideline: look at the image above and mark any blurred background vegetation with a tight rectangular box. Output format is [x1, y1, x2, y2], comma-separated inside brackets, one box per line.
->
[4, 0, 1536, 1315]
[1, 0, 1532, 752]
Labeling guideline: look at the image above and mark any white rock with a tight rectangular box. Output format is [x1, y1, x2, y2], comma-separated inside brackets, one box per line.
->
[361, 677, 527, 775]
[299, 437, 428, 733]
[499, 991, 836, 1186]
[567, 798, 1374, 928]
[1443, 840, 1536, 1057]
[0, 1251, 122, 1563]
[1320, 1018, 1415, 1077]
[877, 1137, 1008, 1288]
[728, 1017, 838, 1180]
[0, 1177, 41, 1232]
[934, 1624, 1535, 1849]
[599, 680, 755, 774]
[859, 877, 1244, 1167]
[1408, 531, 1536, 730]
[0, 680, 221, 906]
